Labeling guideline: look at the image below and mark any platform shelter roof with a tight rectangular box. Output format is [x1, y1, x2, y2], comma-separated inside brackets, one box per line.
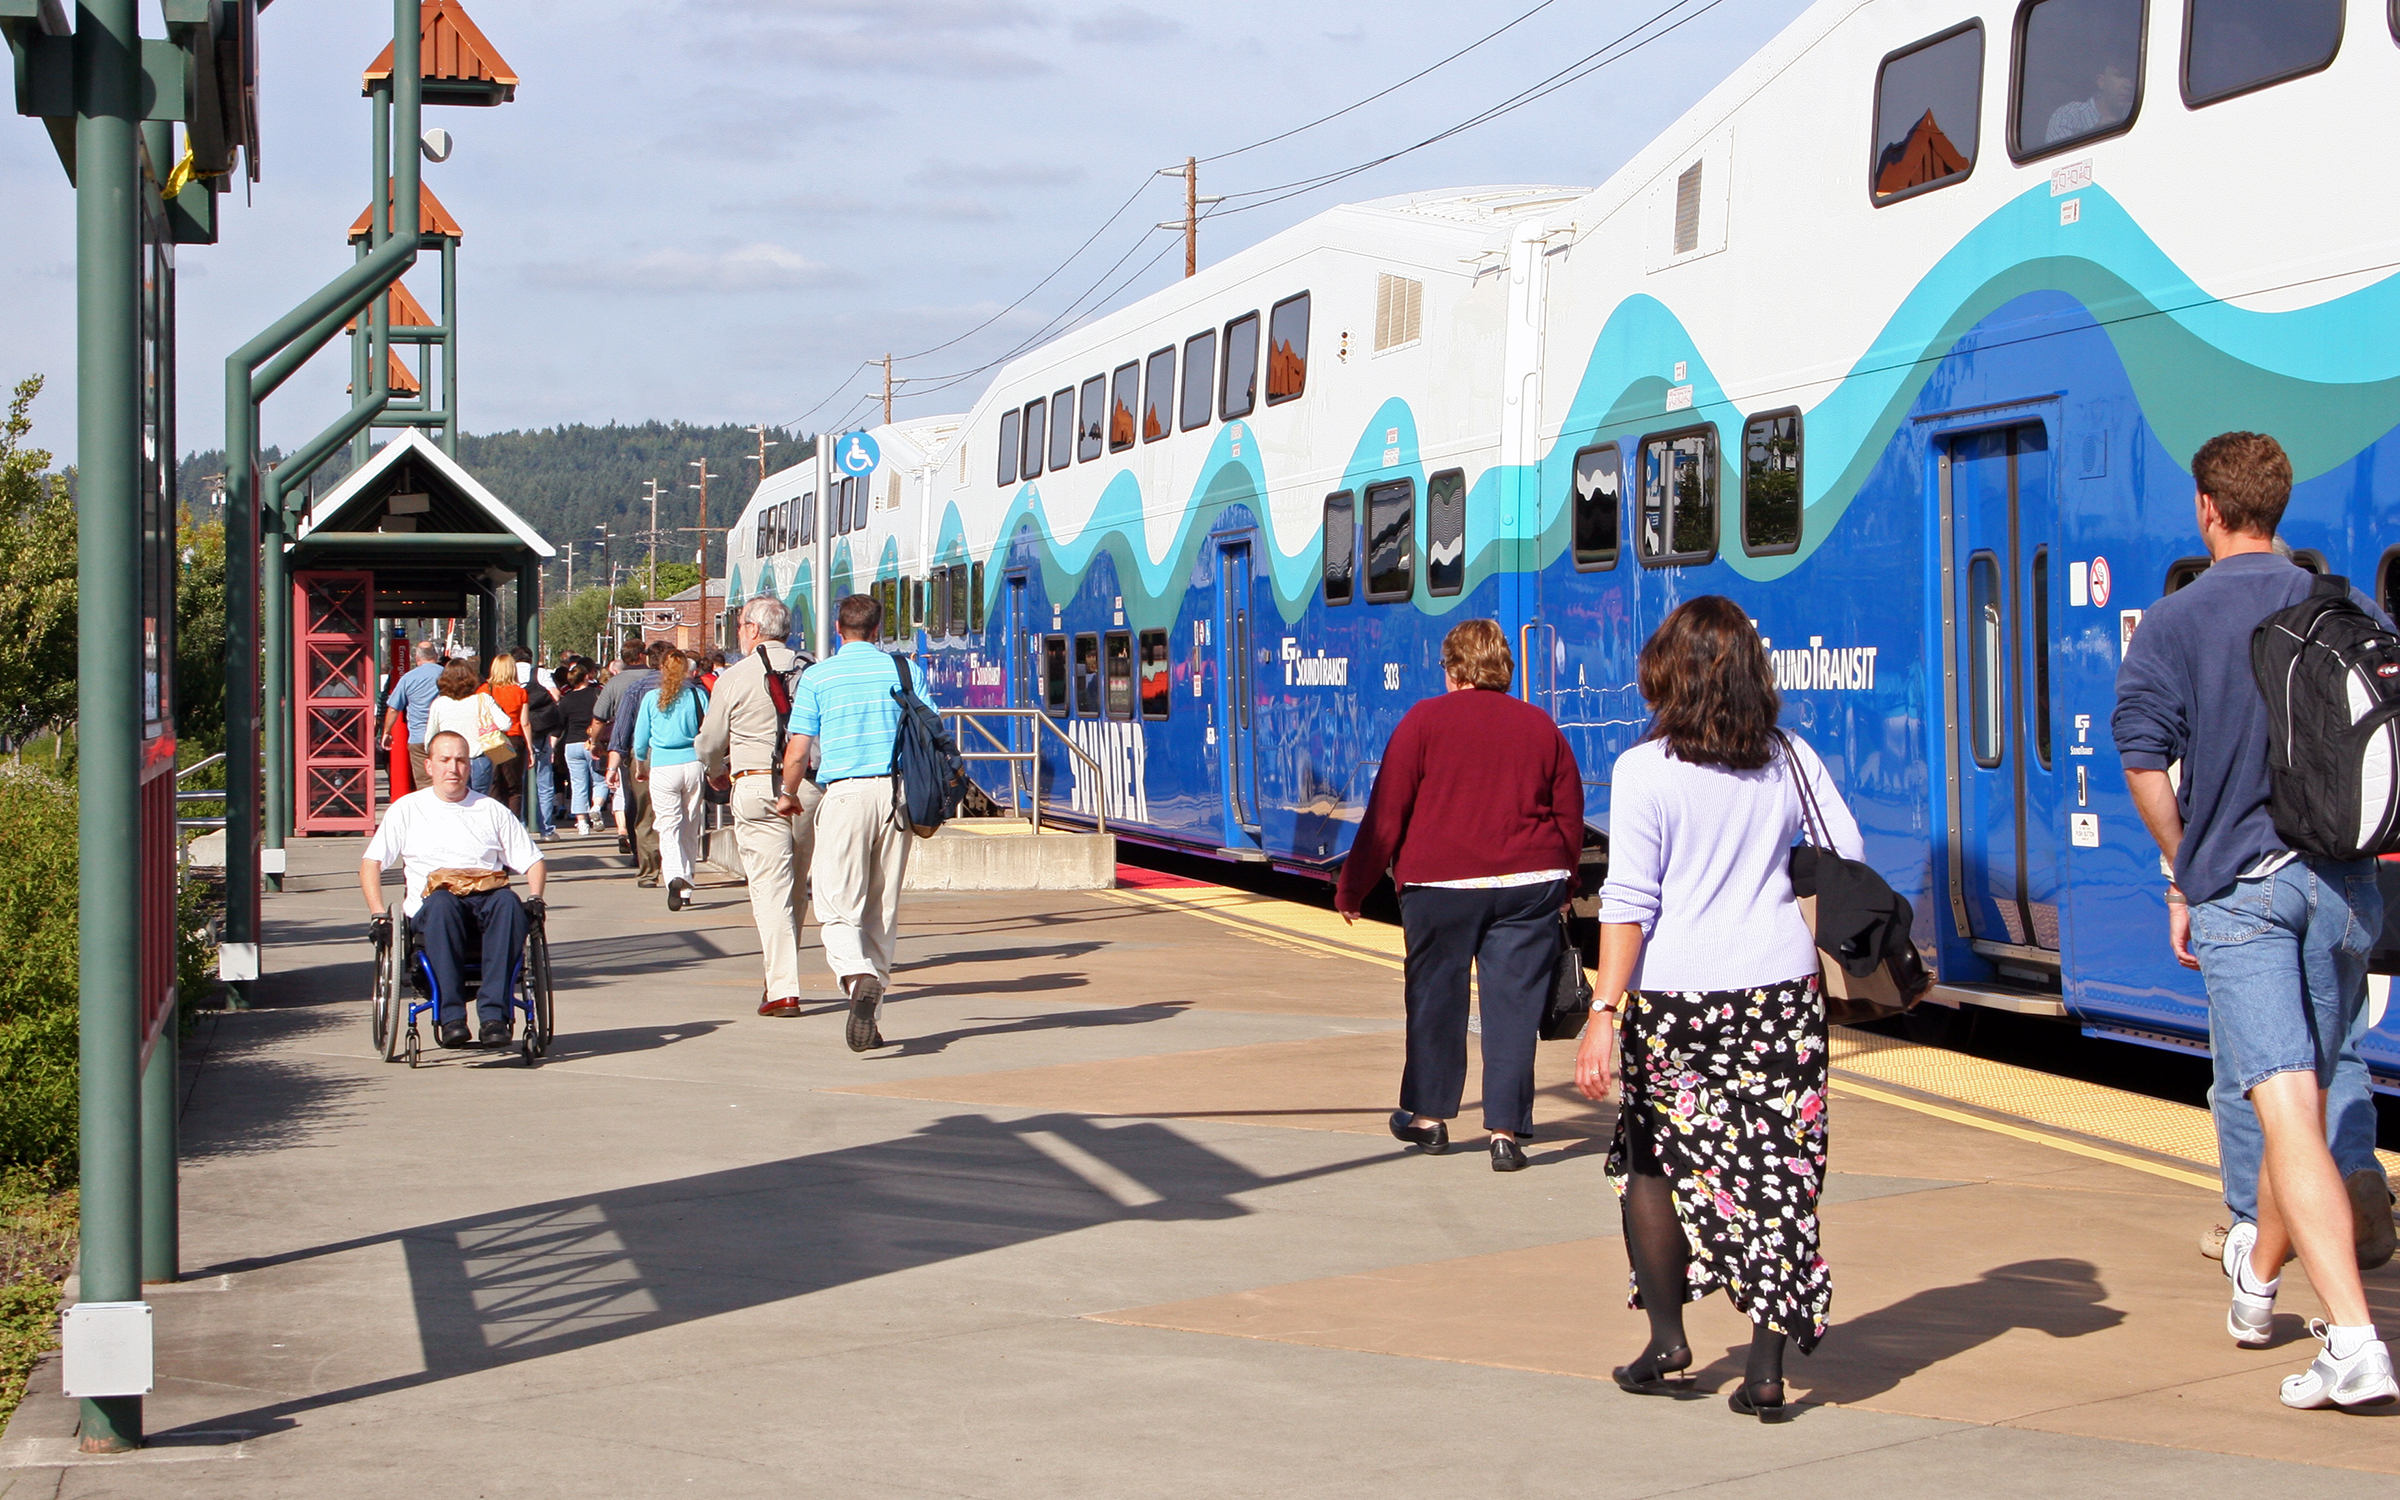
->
[293, 430, 551, 616]
[363, 0, 519, 106]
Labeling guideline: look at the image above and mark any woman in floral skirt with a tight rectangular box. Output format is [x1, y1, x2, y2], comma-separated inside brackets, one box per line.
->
[1575, 595, 1862, 1422]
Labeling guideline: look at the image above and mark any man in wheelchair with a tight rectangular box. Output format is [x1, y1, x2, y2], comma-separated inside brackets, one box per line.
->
[360, 729, 547, 1047]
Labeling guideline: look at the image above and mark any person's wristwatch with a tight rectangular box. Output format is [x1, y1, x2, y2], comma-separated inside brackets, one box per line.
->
[2164, 885, 2187, 906]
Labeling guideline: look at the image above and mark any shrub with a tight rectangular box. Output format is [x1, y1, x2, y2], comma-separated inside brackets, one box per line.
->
[0, 767, 78, 1177]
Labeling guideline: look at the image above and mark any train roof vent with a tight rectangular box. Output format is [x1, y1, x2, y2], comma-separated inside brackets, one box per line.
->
[1673, 162, 1702, 256]
[886, 472, 902, 511]
[1375, 273, 1423, 353]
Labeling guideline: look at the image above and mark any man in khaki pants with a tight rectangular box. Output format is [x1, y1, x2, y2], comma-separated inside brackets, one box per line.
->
[776, 593, 929, 1052]
[698, 596, 816, 1017]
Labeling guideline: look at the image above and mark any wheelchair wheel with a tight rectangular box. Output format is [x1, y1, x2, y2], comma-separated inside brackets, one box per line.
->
[370, 930, 396, 1056]
[522, 923, 553, 1066]
[404, 1026, 421, 1069]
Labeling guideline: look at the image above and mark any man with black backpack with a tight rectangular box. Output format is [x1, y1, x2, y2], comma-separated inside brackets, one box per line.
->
[775, 593, 933, 1052]
[2114, 431, 2398, 1410]
[699, 595, 817, 1019]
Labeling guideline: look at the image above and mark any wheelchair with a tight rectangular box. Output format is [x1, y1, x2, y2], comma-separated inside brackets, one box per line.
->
[370, 898, 553, 1068]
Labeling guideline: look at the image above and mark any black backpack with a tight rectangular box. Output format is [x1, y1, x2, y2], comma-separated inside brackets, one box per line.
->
[2250, 573, 2400, 860]
[887, 653, 968, 838]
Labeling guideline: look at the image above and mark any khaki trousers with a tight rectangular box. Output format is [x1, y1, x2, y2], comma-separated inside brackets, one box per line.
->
[732, 774, 816, 1000]
[810, 776, 911, 987]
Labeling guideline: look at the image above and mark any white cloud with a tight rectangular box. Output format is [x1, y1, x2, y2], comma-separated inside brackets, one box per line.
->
[909, 158, 1079, 190]
[527, 243, 845, 294]
[1072, 6, 1180, 44]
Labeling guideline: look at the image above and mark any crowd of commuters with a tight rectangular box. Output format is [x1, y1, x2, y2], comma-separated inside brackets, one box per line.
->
[358, 427, 2395, 1418]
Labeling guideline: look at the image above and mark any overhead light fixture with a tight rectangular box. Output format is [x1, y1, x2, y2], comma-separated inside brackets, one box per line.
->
[419, 128, 453, 164]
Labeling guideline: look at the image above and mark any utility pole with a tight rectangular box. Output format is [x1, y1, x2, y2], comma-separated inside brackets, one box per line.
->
[641, 478, 663, 591]
[882, 354, 893, 426]
[689, 460, 718, 651]
[746, 423, 779, 485]
[1156, 157, 1221, 279]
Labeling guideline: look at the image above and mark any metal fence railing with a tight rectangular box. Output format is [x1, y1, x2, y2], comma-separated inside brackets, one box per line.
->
[176, 752, 229, 834]
[942, 708, 1106, 836]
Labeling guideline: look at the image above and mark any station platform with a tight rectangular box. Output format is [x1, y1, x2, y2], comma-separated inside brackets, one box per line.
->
[5, 832, 2394, 1493]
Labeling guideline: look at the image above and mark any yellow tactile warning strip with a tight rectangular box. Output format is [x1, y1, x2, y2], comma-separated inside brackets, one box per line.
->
[1098, 883, 1404, 970]
[1831, 1028, 2400, 1187]
[1105, 881, 2400, 1195]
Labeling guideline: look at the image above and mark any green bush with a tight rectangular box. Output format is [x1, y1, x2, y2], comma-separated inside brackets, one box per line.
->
[0, 767, 79, 1177]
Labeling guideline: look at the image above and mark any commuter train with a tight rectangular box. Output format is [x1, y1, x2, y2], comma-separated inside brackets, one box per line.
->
[724, 0, 2400, 1086]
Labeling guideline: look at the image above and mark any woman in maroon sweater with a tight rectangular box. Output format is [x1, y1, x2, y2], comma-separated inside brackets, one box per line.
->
[1335, 619, 1586, 1171]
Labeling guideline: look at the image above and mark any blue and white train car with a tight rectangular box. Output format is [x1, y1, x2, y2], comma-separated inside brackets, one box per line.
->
[787, 0, 2400, 1083]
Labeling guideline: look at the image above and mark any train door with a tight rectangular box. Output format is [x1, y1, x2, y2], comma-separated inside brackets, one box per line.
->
[1216, 540, 1261, 850]
[1005, 572, 1031, 814]
[1945, 424, 2065, 966]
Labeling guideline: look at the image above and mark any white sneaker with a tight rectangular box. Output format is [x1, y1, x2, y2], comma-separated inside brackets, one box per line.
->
[2222, 1220, 2277, 1347]
[2279, 1321, 2399, 1409]
[576, 817, 591, 837]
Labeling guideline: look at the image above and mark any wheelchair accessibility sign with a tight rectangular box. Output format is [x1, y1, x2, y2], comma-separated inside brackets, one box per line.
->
[834, 431, 881, 478]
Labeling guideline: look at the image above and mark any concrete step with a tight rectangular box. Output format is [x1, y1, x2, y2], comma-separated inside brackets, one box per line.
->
[902, 819, 1115, 891]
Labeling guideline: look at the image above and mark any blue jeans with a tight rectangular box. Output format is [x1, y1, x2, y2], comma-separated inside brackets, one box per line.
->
[469, 754, 494, 795]
[2190, 856, 2384, 1219]
[413, 887, 526, 1028]
[566, 741, 606, 816]
[2211, 993, 2384, 1223]
[528, 734, 556, 836]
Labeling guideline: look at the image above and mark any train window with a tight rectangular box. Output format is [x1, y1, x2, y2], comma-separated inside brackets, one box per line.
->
[951, 562, 973, 634]
[1139, 628, 1172, 720]
[1323, 490, 1356, 605]
[1969, 551, 2004, 768]
[1048, 388, 1076, 473]
[755, 510, 769, 557]
[971, 562, 986, 631]
[1741, 409, 1803, 557]
[1426, 469, 1467, 597]
[2376, 548, 2400, 622]
[1142, 348, 1174, 442]
[2162, 557, 2209, 593]
[1104, 630, 1134, 721]
[2011, 0, 2145, 162]
[845, 476, 861, 533]
[1073, 632, 1101, 717]
[1042, 633, 1068, 716]
[1267, 293, 1309, 405]
[2289, 547, 2327, 576]
[1365, 478, 1415, 603]
[1216, 314, 1258, 421]
[910, 578, 925, 633]
[2183, 0, 2342, 106]
[831, 476, 848, 534]
[1181, 329, 1216, 430]
[1637, 425, 1719, 565]
[881, 581, 900, 643]
[997, 408, 1020, 487]
[927, 565, 949, 637]
[1108, 364, 1137, 453]
[799, 491, 814, 544]
[1872, 21, 1983, 206]
[1079, 375, 1106, 462]
[2032, 546, 2052, 768]
[1573, 444, 1620, 571]
[1021, 398, 1046, 480]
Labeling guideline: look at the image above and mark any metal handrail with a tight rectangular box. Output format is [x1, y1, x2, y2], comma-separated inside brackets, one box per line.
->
[939, 707, 1107, 835]
[176, 752, 226, 783]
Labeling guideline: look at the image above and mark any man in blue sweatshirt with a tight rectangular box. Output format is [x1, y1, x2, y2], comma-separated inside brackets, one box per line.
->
[2113, 431, 2396, 1409]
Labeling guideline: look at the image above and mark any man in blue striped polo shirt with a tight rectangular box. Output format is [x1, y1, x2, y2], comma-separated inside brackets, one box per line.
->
[775, 593, 930, 1051]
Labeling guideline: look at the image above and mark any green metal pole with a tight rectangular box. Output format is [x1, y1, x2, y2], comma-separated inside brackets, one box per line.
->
[516, 561, 538, 660]
[74, 0, 145, 1453]
[441, 237, 458, 456]
[262, 494, 288, 881]
[139, 1034, 176, 1284]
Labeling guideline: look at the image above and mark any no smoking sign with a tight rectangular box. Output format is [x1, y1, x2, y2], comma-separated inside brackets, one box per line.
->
[2088, 556, 2112, 608]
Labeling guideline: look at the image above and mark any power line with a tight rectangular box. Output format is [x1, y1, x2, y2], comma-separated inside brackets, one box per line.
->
[1196, 0, 1565, 167]
[1209, 0, 1730, 220]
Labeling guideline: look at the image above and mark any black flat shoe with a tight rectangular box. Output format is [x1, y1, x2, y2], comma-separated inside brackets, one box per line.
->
[1612, 1344, 1694, 1396]
[438, 1020, 471, 1049]
[1387, 1111, 1449, 1155]
[1489, 1136, 1527, 1172]
[478, 1019, 510, 1046]
[1728, 1381, 1792, 1423]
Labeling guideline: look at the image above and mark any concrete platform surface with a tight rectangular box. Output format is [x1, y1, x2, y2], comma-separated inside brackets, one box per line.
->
[5, 829, 2394, 1496]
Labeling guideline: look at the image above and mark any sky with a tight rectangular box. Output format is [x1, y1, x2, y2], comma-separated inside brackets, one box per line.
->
[0, 0, 1817, 467]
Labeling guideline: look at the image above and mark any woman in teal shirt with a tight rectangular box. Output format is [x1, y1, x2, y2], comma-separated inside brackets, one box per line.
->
[634, 652, 711, 911]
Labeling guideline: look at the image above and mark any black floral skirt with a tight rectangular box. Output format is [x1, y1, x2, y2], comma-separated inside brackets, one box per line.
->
[1606, 973, 1831, 1352]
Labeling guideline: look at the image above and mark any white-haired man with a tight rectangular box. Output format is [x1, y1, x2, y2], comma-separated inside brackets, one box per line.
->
[698, 595, 817, 1017]
[361, 729, 546, 1048]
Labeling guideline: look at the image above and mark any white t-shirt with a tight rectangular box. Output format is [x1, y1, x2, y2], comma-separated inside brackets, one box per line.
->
[363, 788, 543, 917]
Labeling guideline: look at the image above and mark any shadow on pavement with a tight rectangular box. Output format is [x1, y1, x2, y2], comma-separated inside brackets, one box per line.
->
[174, 1111, 1387, 1444]
[873, 997, 1191, 1057]
[1697, 1257, 2126, 1407]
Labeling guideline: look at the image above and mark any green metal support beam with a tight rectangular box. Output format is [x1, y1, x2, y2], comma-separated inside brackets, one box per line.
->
[291, 532, 540, 559]
[74, 0, 144, 1453]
